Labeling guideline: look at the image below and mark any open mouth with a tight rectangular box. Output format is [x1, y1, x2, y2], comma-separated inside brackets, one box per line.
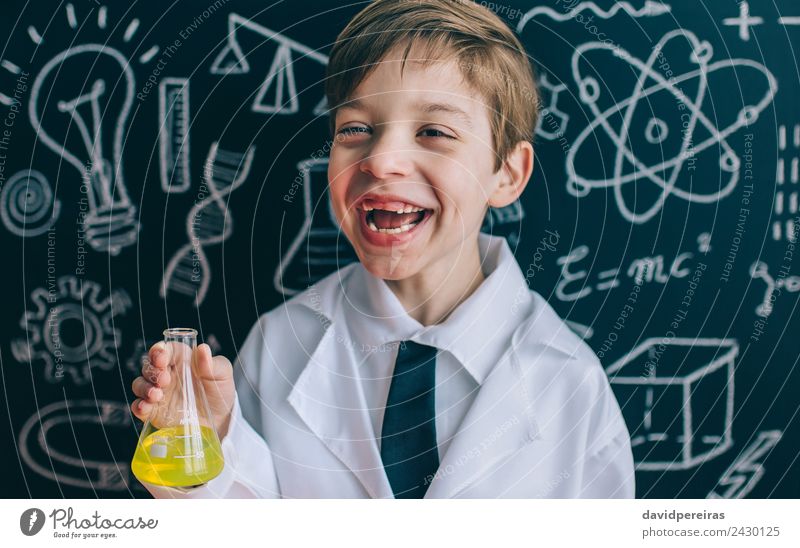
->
[363, 205, 429, 234]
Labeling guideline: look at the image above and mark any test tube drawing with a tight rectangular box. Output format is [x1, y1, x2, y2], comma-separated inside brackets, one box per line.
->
[274, 157, 357, 295]
[158, 77, 191, 193]
[160, 141, 255, 306]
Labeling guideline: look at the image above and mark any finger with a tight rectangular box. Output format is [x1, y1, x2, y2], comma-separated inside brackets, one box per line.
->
[131, 398, 153, 419]
[132, 377, 163, 401]
[194, 344, 231, 381]
[147, 342, 172, 371]
[142, 363, 171, 387]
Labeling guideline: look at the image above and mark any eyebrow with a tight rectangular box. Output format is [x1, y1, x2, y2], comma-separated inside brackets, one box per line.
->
[338, 98, 474, 129]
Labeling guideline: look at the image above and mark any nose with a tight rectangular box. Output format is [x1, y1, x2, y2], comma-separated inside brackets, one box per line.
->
[358, 126, 414, 180]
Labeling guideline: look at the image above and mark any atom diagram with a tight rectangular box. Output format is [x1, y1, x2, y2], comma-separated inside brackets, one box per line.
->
[566, 29, 777, 224]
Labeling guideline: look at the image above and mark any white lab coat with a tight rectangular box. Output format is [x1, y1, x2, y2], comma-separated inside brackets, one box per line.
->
[142, 234, 635, 498]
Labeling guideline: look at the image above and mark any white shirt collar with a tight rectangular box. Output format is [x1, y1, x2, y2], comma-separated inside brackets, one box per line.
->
[335, 233, 534, 384]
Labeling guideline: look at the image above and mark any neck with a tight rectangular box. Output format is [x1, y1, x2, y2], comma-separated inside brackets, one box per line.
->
[385, 234, 485, 326]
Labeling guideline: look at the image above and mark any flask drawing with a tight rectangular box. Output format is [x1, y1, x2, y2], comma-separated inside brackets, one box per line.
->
[274, 157, 357, 295]
[131, 328, 224, 488]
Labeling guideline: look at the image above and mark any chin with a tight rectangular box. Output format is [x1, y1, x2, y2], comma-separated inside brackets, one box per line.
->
[358, 255, 417, 281]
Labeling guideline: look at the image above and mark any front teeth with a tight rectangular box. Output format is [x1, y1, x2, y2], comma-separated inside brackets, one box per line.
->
[362, 204, 425, 213]
[367, 220, 418, 234]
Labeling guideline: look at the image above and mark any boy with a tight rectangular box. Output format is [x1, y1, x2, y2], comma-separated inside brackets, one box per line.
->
[132, 0, 635, 498]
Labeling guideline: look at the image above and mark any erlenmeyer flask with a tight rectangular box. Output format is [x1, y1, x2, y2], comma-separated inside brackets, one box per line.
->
[131, 328, 224, 487]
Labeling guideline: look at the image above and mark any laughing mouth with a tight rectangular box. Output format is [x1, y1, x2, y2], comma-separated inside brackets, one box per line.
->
[361, 203, 431, 234]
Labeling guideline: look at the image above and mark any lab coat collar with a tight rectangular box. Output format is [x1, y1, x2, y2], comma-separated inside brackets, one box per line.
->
[287, 233, 581, 498]
[341, 232, 533, 384]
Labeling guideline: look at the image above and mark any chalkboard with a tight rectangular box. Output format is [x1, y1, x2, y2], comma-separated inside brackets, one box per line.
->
[1, 0, 797, 499]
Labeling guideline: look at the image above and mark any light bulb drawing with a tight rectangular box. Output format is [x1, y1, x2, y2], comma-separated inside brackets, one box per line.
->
[29, 44, 139, 255]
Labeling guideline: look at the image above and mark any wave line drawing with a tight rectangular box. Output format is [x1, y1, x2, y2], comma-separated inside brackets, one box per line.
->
[517, 1, 671, 31]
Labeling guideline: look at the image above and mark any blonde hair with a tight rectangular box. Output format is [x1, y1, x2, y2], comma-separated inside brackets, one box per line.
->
[324, 0, 539, 173]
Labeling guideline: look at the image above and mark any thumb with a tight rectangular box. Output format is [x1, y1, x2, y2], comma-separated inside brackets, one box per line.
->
[194, 344, 232, 381]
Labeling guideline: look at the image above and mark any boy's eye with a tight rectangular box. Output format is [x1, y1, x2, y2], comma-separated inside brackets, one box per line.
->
[338, 125, 370, 136]
[419, 128, 454, 139]
[336, 125, 455, 139]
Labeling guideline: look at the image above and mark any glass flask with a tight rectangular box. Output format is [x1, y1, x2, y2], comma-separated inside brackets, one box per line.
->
[131, 328, 224, 487]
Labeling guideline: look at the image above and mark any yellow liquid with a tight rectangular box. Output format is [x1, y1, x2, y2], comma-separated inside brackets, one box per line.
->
[131, 425, 224, 487]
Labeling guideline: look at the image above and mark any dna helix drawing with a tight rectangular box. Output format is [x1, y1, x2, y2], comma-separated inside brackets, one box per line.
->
[160, 141, 256, 306]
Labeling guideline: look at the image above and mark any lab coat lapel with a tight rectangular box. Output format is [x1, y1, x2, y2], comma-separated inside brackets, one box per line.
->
[424, 340, 539, 498]
[286, 306, 395, 499]
[424, 301, 577, 499]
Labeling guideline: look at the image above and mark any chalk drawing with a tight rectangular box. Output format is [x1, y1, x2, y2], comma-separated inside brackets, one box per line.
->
[708, 430, 783, 498]
[722, 1, 763, 42]
[556, 242, 698, 302]
[158, 77, 191, 193]
[535, 74, 569, 140]
[19, 400, 141, 491]
[30, 45, 140, 255]
[749, 261, 800, 318]
[566, 30, 777, 224]
[210, 13, 328, 114]
[11, 276, 132, 385]
[160, 142, 255, 306]
[773, 123, 800, 241]
[607, 337, 737, 470]
[0, 170, 61, 237]
[274, 157, 356, 295]
[517, 0, 671, 31]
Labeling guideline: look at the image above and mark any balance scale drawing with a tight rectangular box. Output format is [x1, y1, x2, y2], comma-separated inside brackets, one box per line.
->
[210, 12, 329, 116]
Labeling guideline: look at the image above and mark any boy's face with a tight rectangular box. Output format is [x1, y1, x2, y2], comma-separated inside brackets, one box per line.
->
[328, 43, 523, 281]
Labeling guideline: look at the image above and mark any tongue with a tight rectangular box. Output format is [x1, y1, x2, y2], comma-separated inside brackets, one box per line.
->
[372, 210, 424, 229]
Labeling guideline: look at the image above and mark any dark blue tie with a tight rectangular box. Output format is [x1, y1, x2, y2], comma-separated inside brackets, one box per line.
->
[380, 340, 439, 498]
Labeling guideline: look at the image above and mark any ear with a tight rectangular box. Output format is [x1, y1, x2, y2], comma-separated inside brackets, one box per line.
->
[488, 140, 534, 208]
